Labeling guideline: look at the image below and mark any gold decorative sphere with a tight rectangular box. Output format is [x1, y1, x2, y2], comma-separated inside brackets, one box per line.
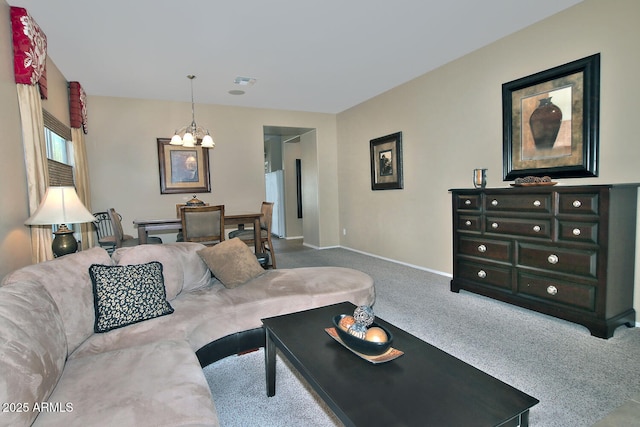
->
[364, 327, 388, 343]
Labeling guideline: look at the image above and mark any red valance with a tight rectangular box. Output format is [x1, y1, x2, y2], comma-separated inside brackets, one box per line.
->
[69, 82, 88, 134]
[10, 6, 48, 98]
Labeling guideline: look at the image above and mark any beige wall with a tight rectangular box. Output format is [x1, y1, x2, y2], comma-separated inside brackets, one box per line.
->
[299, 130, 321, 247]
[40, 60, 71, 127]
[0, 2, 31, 278]
[86, 96, 338, 245]
[283, 138, 304, 238]
[336, 0, 640, 312]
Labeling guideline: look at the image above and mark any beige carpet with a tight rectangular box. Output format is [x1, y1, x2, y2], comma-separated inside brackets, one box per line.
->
[203, 246, 640, 427]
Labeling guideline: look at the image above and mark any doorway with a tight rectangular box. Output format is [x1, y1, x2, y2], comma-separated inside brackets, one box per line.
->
[263, 126, 315, 241]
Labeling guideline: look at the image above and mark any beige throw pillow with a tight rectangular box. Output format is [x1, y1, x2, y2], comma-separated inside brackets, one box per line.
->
[197, 238, 265, 288]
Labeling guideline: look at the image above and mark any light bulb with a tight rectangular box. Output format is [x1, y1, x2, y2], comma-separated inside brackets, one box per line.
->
[201, 135, 215, 148]
[182, 132, 195, 147]
[170, 134, 183, 145]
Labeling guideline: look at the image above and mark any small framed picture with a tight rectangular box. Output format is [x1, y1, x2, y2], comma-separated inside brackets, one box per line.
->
[502, 54, 600, 180]
[157, 138, 211, 194]
[370, 132, 403, 190]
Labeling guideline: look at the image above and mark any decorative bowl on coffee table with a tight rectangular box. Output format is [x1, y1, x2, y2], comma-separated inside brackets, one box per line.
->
[332, 314, 393, 356]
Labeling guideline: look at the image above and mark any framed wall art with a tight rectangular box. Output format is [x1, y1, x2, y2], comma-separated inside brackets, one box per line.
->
[157, 138, 211, 194]
[502, 53, 600, 180]
[370, 131, 403, 190]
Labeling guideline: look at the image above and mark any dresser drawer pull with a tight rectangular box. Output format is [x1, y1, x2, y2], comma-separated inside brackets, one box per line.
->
[465, 220, 472, 226]
[533, 225, 541, 232]
[465, 199, 472, 205]
[572, 228, 581, 236]
[491, 199, 498, 206]
[547, 254, 559, 264]
[477, 270, 487, 279]
[546, 285, 558, 296]
[533, 200, 541, 207]
[572, 200, 582, 208]
[491, 222, 499, 229]
[477, 244, 487, 253]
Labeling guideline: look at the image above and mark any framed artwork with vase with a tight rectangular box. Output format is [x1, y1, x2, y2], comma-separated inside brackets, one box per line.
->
[502, 54, 600, 180]
[370, 132, 403, 190]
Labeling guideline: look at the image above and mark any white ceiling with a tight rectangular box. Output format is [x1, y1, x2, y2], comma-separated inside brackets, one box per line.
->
[9, 0, 582, 114]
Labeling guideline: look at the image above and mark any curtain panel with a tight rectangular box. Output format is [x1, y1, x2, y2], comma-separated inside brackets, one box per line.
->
[71, 128, 94, 250]
[12, 6, 52, 262]
[17, 84, 52, 262]
[69, 81, 93, 249]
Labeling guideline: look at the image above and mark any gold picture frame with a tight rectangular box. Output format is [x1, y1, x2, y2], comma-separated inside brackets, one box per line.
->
[157, 138, 211, 194]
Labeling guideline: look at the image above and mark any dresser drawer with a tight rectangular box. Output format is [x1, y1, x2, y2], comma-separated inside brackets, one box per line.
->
[517, 243, 597, 278]
[456, 194, 481, 210]
[457, 260, 512, 290]
[458, 237, 511, 262]
[557, 220, 598, 245]
[485, 193, 551, 213]
[486, 217, 551, 238]
[558, 193, 599, 215]
[457, 215, 481, 232]
[518, 272, 596, 311]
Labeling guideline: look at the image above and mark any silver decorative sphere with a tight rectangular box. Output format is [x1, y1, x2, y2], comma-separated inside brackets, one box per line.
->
[353, 305, 375, 327]
[347, 322, 367, 339]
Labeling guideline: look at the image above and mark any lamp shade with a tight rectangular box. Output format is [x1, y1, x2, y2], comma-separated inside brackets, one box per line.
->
[25, 186, 96, 226]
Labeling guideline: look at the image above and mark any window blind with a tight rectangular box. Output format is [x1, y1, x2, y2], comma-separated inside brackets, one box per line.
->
[42, 109, 71, 141]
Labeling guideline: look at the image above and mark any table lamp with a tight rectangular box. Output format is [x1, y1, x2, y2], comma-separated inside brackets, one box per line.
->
[25, 186, 97, 257]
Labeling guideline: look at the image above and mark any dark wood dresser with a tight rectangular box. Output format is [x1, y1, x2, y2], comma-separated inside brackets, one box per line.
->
[450, 184, 638, 338]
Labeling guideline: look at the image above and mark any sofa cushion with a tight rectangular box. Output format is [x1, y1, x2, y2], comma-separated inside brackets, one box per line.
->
[0, 246, 112, 355]
[89, 262, 174, 333]
[197, 238, 265, 288]
[112, 242, 212, 298]
[34, 340, 219, 427]
[0, 282, 67, 427]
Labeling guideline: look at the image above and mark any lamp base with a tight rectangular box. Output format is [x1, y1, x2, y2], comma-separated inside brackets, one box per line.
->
[52, 225, 78, 257]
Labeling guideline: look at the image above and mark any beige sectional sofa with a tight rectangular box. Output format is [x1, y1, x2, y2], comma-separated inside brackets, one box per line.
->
[0, 242, 375, 427]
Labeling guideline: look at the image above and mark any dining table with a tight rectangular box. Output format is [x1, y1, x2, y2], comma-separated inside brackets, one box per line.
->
[133, 212, 263, 253]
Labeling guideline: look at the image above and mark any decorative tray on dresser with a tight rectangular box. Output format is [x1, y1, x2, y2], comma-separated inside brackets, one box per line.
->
[449, 184, 638, 339]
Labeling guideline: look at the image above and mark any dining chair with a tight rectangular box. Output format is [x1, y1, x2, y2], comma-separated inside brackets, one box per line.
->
[108, 208, 163, 248]
[180, 205, 225, 246]
[93, 211, 118, 254]
[228, 201, 276, 268]
[175, 200, 210, 242]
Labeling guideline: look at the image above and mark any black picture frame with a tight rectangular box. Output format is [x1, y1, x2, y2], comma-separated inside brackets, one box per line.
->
[370, 132, 403, 190]
[157, 138, 211, 194]
[502, 53, 600, 180]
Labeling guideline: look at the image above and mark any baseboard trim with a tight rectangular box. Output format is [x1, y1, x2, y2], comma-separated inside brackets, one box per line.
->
[293, 242, 639, 329]
[302, 242, 340, 250]
[339, 245, 452, 278]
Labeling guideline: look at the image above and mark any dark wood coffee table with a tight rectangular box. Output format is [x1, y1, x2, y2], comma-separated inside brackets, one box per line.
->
[262, 302, 538, 427]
